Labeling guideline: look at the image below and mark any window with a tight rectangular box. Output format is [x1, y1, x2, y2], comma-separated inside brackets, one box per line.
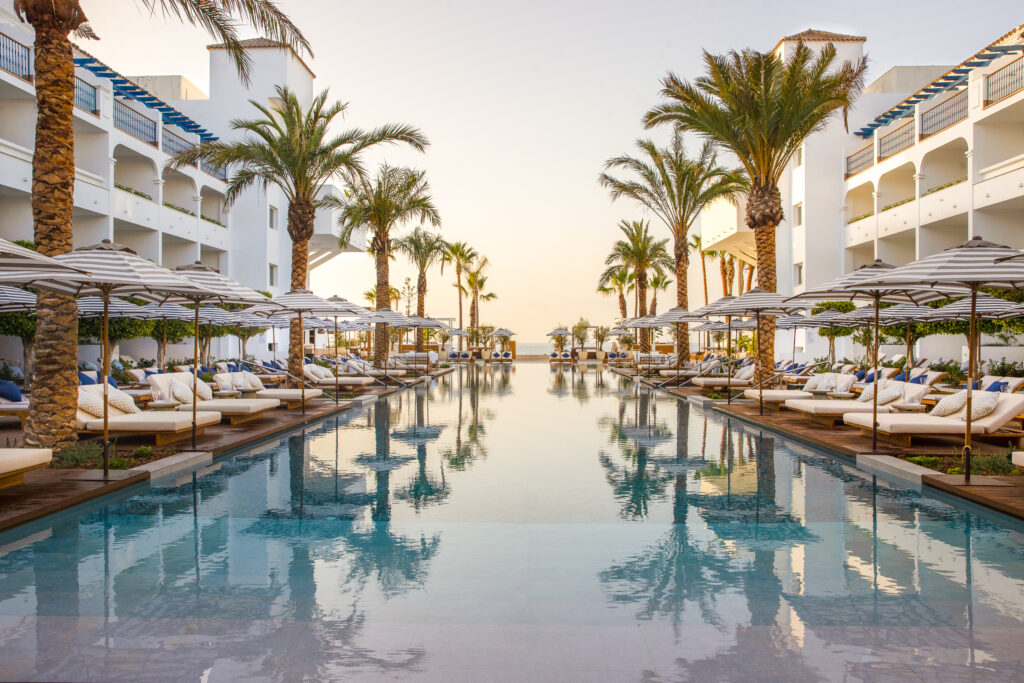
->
[793, 203, 803, 227]
[794, 263, 804, 286]
[269, 205, 278, 230]
[268, 263, 278, 287]
[794, 147, 803, 167]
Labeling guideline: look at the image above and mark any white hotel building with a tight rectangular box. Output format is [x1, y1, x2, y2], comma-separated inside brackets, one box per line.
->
[700, 25, 1024, 364]
[0, 0, 363, 364]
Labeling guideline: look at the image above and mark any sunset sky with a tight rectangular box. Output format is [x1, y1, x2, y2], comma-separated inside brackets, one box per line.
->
[79, 0, 1018, 341]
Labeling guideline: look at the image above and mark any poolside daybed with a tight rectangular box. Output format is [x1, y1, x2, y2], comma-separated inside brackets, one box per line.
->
[213, 371, 323, 409]
[147, 372, 280, 424]
[303, 364, 375, 389]
[844, 392, 1024, 447]
[783, 380, 929, 427]
[742, 372, 858, 409]
[0, 448, 51, 489]
[76, 385, 222, 445]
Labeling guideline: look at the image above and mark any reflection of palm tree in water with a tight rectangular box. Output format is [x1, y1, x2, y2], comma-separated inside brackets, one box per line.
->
[395, 388, 449, 510]
[443, 365, 487, 470]
[746, 433, 782, 626]
[373, 399, 391, 521]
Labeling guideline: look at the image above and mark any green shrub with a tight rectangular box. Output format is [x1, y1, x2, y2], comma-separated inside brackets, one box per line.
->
[53, 441, 104, 469]
[131, 445, 153, 459]
[198, 371, 215, 383]
[907, 455, 941, 469]
[970, 454, 1016, 476]
[108, 457, 132, 470]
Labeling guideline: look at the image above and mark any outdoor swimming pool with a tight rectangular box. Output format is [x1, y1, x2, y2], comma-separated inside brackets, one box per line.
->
[1, 362, 1024, 681]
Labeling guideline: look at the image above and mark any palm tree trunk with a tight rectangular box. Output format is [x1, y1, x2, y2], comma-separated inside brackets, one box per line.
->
[719, 257, 729, 297]
[747, 182, 783, 382]
[700, 253, 709, 306]
[455, 267, 463, 351]
[416, 269, 427, 352]
[637, 273, 649, 352]
[736, 262, 745, 296]
[674, 235, 690, 360]
[287, 198, 315, 379]
[374, 247, 390, 368]
[23, 4, 84, 449]
[617, 291, 627, 319]
[746, 265, 754, 291]
[22, 337, 34, 395]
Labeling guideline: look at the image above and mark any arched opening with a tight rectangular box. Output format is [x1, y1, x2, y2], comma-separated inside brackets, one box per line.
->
[844, 182, 874, 225]
[112, 144, 158, 200]
[199, 186, 226, 226]
[920, 139, 968, 195]
[877, 162, 916, 213]
[162, 167, 197, 217]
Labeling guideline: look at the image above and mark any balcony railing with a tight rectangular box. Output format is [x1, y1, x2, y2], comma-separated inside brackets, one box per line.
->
[114, 100, 157, 146]
[161, 127, 196, 163]
[878, 120, 915, 161]
[845, 144, 874, 178]
[74, 77, 98, 115]
[920, 89, 967, 139]
[201, 160, 227, 181]
[0, 32, 32, 82]
[986, 56, 1024, 106]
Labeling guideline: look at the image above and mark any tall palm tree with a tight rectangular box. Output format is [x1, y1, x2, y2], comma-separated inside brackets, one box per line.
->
[596, 268, 634, 320]
[688, 234, 710, 306]
[647, 272, 673, 316]
[599, 220, 672, 352]
[363, 285, 401, 308]
[644, 43, 866, 378]
[394, 228, 448, 351]
[466, 257, 496, 331]
[176, 86, 428, 378]
[338, 165, 441, 368]
[15, 0, 309, 448]
[442, 242, 477, 351]
[600, 132, 745, 357]
[713, 250, 735, 297]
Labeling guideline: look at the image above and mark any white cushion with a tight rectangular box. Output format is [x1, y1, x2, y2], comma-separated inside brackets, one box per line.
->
[77, 387, 106, 418]
[875, 385, 903, 406]
[0, 448, 51, 473]
[106, 387, 141, 414]
[175, 398, 279, 414]
[86, 410, 221, 432]
[743, 389, 811, 401]
[785, 399, 896, 415]
[804, 375, 823, 392]
[931, 390, 967, 417]
[964, 392, 998, 421]
[736, 365, 756, 381]
[243, 372, 265, 391]
[169, 379, 194, 405]
[194, 379, 213, 401]
[857, 380, 883, 402]
[834, 374, 856, 393]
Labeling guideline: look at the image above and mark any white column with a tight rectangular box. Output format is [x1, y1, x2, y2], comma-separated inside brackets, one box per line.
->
[965, 149, 975, 239]
[913, 172, 924, 259]
[192, 193, 203, 261]
[871, 190, 881, 260]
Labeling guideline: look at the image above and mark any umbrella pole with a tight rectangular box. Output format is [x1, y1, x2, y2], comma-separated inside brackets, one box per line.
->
[192, 305, 200, 450]
[757, 311, 764, 416]
[334, 315, 339, 405]
[792, 327, 797, 366]
[726, 316, 733, 404]
[964, 287, 978, 482]
[905, 324, 912, 377]
[299, 310, 306, 415]
[101, 295, 110, 478]
[272, 326, 277, 366]
[871, 298, 880, 452]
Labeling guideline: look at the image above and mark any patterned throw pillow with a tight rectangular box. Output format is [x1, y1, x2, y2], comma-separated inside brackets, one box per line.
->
[232, 374, 250, 392]
[857, 380, 885, 402]
[169, 379, 194, 405]
[804, 375, 823, 392]
[243, 372, 264, 391]
[77, 387, 106, 417]
[194, 379, 213, 401]
[106, 387, 141, 414]
[834, 374, 856, 393]
[963, 392, 998, 421]
[930, 390, 968, 417]
[875, 385, 903, 406]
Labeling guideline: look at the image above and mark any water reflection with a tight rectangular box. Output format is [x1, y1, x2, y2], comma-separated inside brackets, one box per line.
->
[2, 363, 1024, 680]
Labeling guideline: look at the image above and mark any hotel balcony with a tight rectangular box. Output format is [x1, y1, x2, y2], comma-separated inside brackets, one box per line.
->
[695, 195, 752, 260]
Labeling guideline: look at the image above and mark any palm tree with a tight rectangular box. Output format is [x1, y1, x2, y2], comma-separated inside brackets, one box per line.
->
[597, 268, 635, 320]
[600, 132, 745, 356]
[363, 285, 401, 308]
[338, 165, 441, 368]
[442, 242, 477, 351]
[644, 43, 866, 378]
[394, 228, 448, 351]
[648, 272, 672, 316]
[466, 257, 496, 331]
[175, 86, 428, 378]
[713, 250, 735, 297]
[599, 220, 672, 352]
[688, 234, 710, 306]
[15, 1, 308, 448]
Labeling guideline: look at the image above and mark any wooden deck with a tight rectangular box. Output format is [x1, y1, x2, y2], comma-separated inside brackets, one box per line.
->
[0, 469, 148, 534]
[714, 400, 1024, 521]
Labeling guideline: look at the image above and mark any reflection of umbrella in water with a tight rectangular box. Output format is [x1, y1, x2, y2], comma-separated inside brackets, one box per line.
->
[687, 492, 816, 551]
[616, 423, 674, 449]
[390, 425, 444, 445]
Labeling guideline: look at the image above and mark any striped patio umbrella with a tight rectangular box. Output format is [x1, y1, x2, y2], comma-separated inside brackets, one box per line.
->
[325, 296, 373, 398]
[248, 290, 363, 410]
[77, 297, 145, 317]
[856, 237, 1024, 472]
[547, 328, 570, 336]
[876, 303, 934, 371]
[715, 289, 803, 414]
[0, 241, 226, 471]
[775, 314, 808, 366]
[0, 237, 90, 278]
[693, 295, 737, 360]
[922, 293, 1020, 321]
[0, 285, 36, 313]
[490, 327, 515, 336]
[655, 307, 703, 373]
[789, 260, 959, 450]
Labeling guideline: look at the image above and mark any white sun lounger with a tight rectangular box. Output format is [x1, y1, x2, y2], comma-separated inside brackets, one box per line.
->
[77, 385, 222, 445]
[213, 372, 323, 409]
[784, 381, 928, 426]
[0, 448, 52, 488]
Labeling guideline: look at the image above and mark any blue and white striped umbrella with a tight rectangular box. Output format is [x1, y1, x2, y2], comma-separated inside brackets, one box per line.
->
[0, 285, 36, 313]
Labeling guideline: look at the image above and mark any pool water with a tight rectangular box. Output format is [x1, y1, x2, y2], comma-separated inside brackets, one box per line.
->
[1, 363, 1024, 681]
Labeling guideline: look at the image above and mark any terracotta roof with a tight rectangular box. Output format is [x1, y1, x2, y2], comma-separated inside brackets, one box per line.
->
[206, 37, 315, 78]
[782, 29, 867, 43]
